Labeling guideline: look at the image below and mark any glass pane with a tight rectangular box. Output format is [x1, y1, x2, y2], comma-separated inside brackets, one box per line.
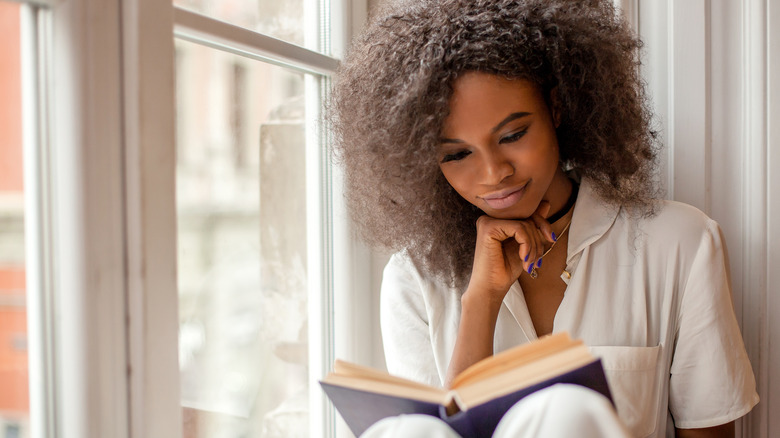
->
[176, 39, 312, 438]
[0, 2, 30, 437]
[173, 0, 313, 51]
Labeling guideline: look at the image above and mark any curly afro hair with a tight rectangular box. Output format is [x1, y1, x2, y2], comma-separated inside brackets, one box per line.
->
[329, 0, 659, 285]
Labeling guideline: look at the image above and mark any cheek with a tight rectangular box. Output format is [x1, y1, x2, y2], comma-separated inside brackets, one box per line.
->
[440, 167, 476, 200]
[519, 135, 560, 172]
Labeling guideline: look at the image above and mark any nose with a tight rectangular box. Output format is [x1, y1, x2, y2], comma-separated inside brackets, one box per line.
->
[481, 147, 514, 185]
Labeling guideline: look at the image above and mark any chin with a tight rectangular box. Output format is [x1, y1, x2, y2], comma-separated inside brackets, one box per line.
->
[484, 206, 534, 220]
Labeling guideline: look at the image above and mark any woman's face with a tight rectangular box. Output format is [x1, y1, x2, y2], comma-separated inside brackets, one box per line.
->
[439, 72, 570, 220]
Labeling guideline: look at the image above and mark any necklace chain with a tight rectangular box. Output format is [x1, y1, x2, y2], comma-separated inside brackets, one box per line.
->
[529, 218, 573, 279]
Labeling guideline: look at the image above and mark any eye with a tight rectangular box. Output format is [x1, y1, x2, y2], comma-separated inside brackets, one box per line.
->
[441, 150, 471, 163]
[499, 129, 527, 144]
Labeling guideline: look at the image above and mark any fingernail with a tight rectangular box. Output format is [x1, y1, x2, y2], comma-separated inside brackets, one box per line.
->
[527, 264, 533, 273]
[552, 232, 557, 242]
[524, 253, 529, 262]
[537, 258, 543, 268]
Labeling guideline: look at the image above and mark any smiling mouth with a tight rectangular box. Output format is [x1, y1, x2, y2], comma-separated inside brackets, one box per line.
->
[480, 183, 528, 210]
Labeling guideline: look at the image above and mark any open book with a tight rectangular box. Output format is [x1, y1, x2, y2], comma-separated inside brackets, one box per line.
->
[320, 332, 611, 437]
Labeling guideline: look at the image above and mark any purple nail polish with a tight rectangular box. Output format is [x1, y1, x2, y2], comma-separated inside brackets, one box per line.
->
[527, 264, 533, 273]
[552, 232, 557, 242]
[537, 258, 542, 268]
[524, 253, 529, 262]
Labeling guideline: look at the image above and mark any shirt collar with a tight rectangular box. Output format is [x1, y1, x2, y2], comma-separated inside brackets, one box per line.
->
[566, 177, 620, 262]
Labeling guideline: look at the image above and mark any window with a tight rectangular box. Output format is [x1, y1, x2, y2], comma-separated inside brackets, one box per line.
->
[169, 0, 364, 438]
[11, 0, 369, 435]
[172, 0, 348, 434]
[169, 1, 357, 436]
[176, 40, 315, 437]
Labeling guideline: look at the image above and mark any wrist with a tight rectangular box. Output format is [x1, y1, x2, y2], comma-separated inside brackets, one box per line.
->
[461, 285, 505, 316]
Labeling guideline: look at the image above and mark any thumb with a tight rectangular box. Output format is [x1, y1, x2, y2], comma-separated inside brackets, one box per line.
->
[531, 200, 555, 243]
[534, 200, 551, 219]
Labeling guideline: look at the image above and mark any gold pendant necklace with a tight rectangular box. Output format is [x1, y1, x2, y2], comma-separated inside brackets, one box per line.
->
[529, 218, 572, 279]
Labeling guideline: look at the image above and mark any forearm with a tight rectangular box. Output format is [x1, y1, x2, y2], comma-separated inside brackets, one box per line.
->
[444, 212, 551, 387]
[445, 288, 503, 387]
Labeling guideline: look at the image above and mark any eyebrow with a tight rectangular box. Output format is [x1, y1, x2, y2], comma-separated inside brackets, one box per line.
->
[491, 112, 531, 134]
[439, 111, 532, 144]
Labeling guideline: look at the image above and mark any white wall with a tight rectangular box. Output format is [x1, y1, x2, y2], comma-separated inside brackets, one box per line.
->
[628, 0, 777, 436]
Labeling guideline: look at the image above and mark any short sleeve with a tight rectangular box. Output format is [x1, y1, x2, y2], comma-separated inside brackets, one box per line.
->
[380, 253, 443, 387]
[669, 220, 759, 428]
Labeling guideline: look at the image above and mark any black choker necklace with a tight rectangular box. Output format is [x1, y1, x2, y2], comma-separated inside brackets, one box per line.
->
[546, 181, 579, 224]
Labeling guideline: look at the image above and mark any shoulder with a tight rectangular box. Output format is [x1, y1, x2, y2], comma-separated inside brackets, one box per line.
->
[381, 251, 430, 307]
[649, 200, 713, 229]
[573, 178, 721, 256]
[626, 199, 721, 250]
[383, 251, 459, 292]
[381, 251, 461, 313]
[382, 251, 423, 289]
[609, 200, 731, 285]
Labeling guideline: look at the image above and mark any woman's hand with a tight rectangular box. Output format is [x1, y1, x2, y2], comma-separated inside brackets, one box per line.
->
[467, 201, 556, 303]
[445, 202, 555, 387]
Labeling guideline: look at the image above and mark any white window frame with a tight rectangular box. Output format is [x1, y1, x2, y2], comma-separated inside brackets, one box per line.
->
[21, 0, 372, 437]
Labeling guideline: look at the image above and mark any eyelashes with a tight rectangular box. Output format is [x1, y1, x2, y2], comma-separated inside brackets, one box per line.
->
[441, 150, 472, 163]
[440, 129, 528, 163]
[499, 129, 527, 144]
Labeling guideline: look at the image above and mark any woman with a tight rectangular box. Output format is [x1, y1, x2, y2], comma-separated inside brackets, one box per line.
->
[329, 0, 758, 436]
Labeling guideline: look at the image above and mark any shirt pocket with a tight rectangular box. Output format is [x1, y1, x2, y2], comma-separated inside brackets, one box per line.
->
[588, 345, 662, 438]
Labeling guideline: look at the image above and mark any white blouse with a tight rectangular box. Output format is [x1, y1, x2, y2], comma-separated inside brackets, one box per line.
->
[380, 178, 758, 438]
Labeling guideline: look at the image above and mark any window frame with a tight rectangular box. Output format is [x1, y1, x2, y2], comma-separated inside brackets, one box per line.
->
[20, 4, 57, 438]
[22, 0, 370, 437]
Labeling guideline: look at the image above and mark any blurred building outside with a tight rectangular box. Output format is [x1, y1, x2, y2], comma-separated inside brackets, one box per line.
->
[0, 2, 30, 438]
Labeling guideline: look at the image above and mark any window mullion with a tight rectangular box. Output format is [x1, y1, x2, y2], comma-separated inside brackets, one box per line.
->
[21, 4, 57, 438]
[173, 6, 339, 76]
[121, 0, 181, 438]
[48, 0, 129, 436]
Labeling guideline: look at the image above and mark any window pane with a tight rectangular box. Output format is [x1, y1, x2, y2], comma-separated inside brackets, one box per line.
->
[176, 39, 312, 438]
[0, 2, 30, 437]
[173, 0, 313, 51]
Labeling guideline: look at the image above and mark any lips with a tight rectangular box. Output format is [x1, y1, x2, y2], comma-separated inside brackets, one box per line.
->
[480, 183, 528, 210]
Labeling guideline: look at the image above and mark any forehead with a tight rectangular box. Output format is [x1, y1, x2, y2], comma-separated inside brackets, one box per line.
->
[444, 72, 547, 132]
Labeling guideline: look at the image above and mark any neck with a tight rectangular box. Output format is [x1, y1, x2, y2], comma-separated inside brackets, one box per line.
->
[546, 179, 578, 224]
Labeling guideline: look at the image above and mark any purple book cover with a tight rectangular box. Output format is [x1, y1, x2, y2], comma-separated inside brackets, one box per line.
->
[320, 359, 611, 437]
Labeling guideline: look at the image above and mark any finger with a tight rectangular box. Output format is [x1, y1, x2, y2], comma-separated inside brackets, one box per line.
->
[531, 200, 556, 242]
[514, 221, 540, 273]
[477, 217, 531, 270]
[482, 218, 533, 273]
[479, 217, 543, 274]
[531, 222, 547, 269]
[503, 239, 523, 273]
[530, 212, 556, 243]
[534, 200, 552, 218]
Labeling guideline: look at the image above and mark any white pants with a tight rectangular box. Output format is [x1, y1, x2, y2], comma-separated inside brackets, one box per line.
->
[361, 384, 631, 438]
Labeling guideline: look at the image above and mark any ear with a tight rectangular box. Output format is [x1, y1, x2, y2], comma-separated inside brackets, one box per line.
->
[549, 87, 562, 128]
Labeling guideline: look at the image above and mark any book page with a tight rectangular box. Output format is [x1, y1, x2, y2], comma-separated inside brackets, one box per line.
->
[451, 332, 579, 388]
[322, 374, 449, 405]
[454, 345, 595, 409]
[332, 360, 440, 392]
